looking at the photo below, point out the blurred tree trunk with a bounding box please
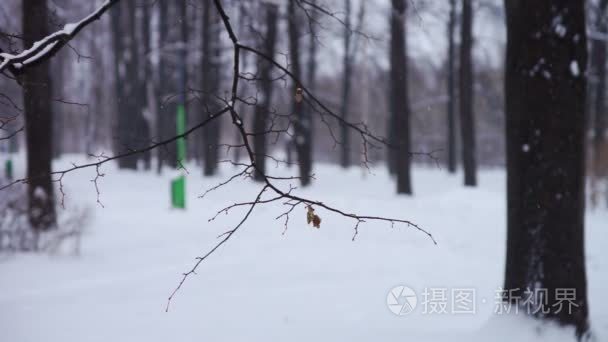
[340,0,352,168]
[589,0,608,207]
[390,0,412,194]
[138,2,152,170]
[296,0,318,172]
[307,2,318,97]
[459,0,476,186]
[176,0,188,168]
[51,55,65,159]
[504,0,589,336]
[89,21,104,153]
[111,1,138,169]
[110,0,124,161]
[22,0,57,231]
[446,0,457,173]
[233,2,250,166]
[289,0,312,186]
[202,0,221,176]
[253,3,278,182]
[125,0,139,169]
[155,0,169,173]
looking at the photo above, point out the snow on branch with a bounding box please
[0,0,119,75]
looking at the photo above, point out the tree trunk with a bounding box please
[340,0,352,168]
[176,0,188,168]
[138,2,152,170]
[156,0,169,173]
[232,3,248,166]
[253,3,278,182]
[110,0,124,161]
[22,0,57,231]
[446,0,457,173]
[125,0,139,170]
[111,1,138,169]
[89,21,104,153]
[459,0,476,186]
[590,0,608,207]
[51,55,65,159]
[202,0,221,176]
[301,0,318,173]
[504,0,589,336]
[390,0,412,194]
[307,1,318,96]
[289,0,312,186]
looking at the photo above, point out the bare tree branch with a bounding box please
[0,0,120,76]
[163,0,436,311]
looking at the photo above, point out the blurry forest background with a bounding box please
[0,0,508,169]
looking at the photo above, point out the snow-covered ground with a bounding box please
[1,155,606,342]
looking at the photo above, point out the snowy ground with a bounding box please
[1,155,606,342]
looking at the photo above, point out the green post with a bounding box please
[176,105,186,165]
[5,159,12,180]
[171,104,186,209]
[172,2,188,210]
[2,140,11,180]
[171,175,185,209]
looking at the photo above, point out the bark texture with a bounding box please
[289,0,312,186]
[22,0,57,231]
[504,0,589,336]
[390,0,412,194]
[459,0,477,186]
[253,3,278,182]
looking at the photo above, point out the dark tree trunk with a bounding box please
[202,0,221,176]
[138,2,152,170]
[233,2,248,166]
[390,0,412,194]
[253,3,278,182]
[111,1,139,169]
[110,1,124,162]
[156,0,169,173]
[176,0,188,167]
[22,0,57,231]
[307,1,318,96]
[89,22,105,153]
[504,0,589,336]
[340,0,353,168]
[51,54,65,159]
[590,0,608,180]
[446,0,457,173]
[459,0,476,186]
[125,0,139,170]
[289,0,312,186]
[299,0,318,172]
